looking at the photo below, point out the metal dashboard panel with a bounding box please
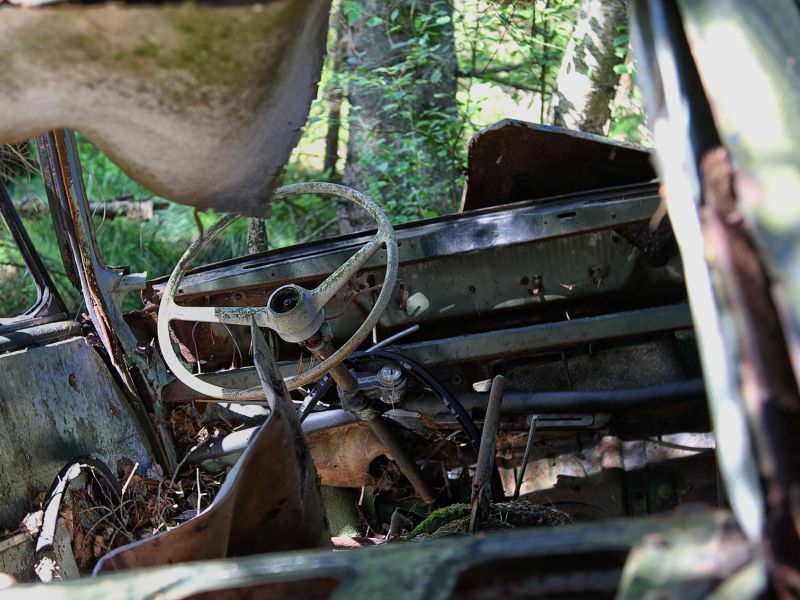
[148,184,681,336]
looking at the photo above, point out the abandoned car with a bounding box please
[0,0,798,597]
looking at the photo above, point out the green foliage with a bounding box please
[612,24,630,75]
[457,0,578,116]
[608,23,649,145]
[343,0,464,220]
[75,133,152,201]
[0,222,38,318]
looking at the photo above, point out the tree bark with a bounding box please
[343,0,459,230]
[323,7,348,181]
[246,218,268,254]
[548,0,628,135]
[14,197,168,221]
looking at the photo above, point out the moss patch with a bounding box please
[410,501,572,540]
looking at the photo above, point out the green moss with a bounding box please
[0,2,315,110]
[410,503,470,537]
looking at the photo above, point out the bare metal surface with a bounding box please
[0,337,152,529]
[0,0,330,216]
[470,375,504,532]
[158,182,398,400]
[94,321,329,573]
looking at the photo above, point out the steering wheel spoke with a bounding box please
[311,234,383,310]
[168,303,275,329]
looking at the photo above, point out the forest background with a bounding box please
[0,0,646,315]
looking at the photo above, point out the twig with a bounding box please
[196,468,203,515]
[119,462,139,504]
[298,216,340,244]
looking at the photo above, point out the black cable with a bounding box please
[349,349,505,502]
[350,350,481,448]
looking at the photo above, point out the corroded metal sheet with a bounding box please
[0,0,330,216]
[94,322,329,572]
[0,336,152,529]
[460,120,655,211]
[306,422,386,488]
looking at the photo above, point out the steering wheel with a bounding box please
[157,182,399,401]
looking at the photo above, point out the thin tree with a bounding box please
[342,0,460,230]
[548,0,628,134]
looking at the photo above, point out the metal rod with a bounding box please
[185,409,358,464]
[368,324,420,352]
[470,375,504,533]
[512,415,538,501]
[367,417,436,504]
[402,378,706,414]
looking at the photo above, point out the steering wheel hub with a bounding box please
[266,284,325,343]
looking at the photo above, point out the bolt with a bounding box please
[378,365,403,387]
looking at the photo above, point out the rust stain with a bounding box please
[306,422,385,488]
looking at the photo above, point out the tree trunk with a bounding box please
[343,0,459,230]
[14,197,168,221]
[323,7,348,181]
[548,0,628,135]
[246,218,268,254]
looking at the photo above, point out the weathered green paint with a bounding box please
[0,511,747,599]
[0,336,152,529]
